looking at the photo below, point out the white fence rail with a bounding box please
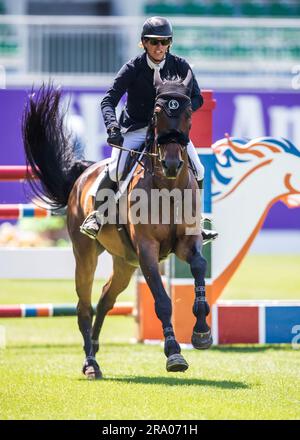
[0,247,113,279]
[0,15,299,88]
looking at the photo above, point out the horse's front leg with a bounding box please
[138,241,189,372]
[176,238,213,349]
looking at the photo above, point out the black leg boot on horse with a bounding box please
[80,171,117,240]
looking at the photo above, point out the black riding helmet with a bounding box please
[141,16,173,39]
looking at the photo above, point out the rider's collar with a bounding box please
[146,54,166,71]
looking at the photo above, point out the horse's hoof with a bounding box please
[191,329,213,350]
[84,366,102,380]
[82,359,102,380]
[166,353,189,372]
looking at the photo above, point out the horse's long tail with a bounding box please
[22,84,94,209]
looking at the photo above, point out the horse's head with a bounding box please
[151,69,193,179]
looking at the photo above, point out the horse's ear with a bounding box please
[182,69,193,88]
[153,68,163,88]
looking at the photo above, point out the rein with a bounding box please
[108,142,158,158]
[109,141,158,178]
[109,140,187,179]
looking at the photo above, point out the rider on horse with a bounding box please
[80,16,217,241]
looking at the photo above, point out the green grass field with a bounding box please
[0,254,300,420]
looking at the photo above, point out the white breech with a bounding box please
[108,127,205,182]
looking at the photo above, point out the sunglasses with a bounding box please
[146,38,172,46]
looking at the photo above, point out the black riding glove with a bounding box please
[107,126,124,147]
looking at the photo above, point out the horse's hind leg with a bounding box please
[73,238,104,379]
[92,256,136,355]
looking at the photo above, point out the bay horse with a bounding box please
[23,71,212,379]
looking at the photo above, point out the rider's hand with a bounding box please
[107,126,124,147]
